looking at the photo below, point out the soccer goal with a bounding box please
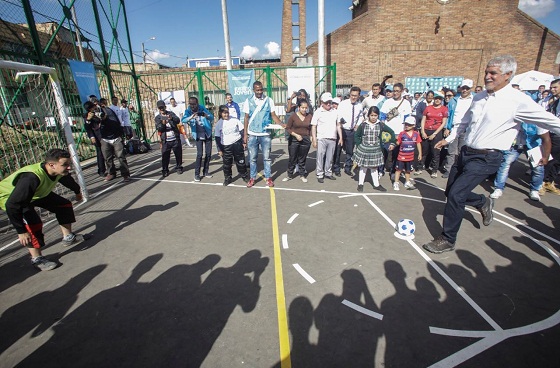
[0,59,89,200]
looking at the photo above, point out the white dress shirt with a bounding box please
[337,99,364,130]
[446,85,560,150]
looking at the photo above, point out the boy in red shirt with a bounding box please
[391,116,422,190]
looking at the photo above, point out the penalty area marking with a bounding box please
[308,200,324,207]
[287,213,299,224]
[282,234,289,249]
[293,263,316,284]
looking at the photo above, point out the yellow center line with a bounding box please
[269,185,292,368]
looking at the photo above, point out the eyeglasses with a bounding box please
[393,89,402,93]
[445,94,454,98]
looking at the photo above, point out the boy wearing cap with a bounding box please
[391,116,422,190]
[311,92,343,183]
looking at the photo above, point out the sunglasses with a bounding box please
[445,94,454,97]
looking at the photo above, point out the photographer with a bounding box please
[155,100,183,177]
[84,100,106,177]
[182,96,214,181]
[83,100,130,182]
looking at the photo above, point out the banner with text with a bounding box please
[287,68,316,108]
[227,70,255,105]
[68,60,100,105]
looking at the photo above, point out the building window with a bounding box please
[196,61,210,67]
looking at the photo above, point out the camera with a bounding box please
[296,91,302,97]
[94,107,105,119]
[197,111,205,116]
[384,75,393,79]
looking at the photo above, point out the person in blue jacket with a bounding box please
[182,96,214,181]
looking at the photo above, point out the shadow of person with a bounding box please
[0,265,106,357]
[314,269,381,367]
[503,206,560,250]
[381,260,455,367]
[57,202,179,257]
[176,249,269,368]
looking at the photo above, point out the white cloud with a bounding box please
[293,46,300,53]
[239,45,259,59]
[518,0,556,18]
[263,41,281,58]
[146,49,170,63]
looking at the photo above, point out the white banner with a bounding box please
[287,68,316,107]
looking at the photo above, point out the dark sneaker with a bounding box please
[162,170,169,177]
[61,233,90,247]
[334,171,341,177]
[479,196,494,226]
[344,169,353,176]
[122,176,131,182]
[357,184,364,192]
[246,178,255,188]
[177,167,183,175]
[203,173,213,178]
[242,175,250,183]
[325,176,336,180]
[318,177,324,183]
[442,172,449,179]
[373,185,387,192]
[223,176,232,186]
[423,236,455,254]
[194,175,201,182]
[32,256,57,271]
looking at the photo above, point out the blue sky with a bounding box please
[124,0,560,67]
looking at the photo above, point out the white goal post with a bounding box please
[0,59,89,200]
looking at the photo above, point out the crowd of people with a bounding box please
[2,55,560,272]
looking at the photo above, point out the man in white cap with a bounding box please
[442,78,475,178]
[311,92,343,183]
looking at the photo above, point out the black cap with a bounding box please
[121,99,128,103]
[156,100,166,108]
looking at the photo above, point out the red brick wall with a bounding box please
[307,0,560,91]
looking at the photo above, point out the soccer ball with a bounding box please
[396,219,415,237]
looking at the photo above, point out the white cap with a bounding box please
[332,97,341,105]
[320,92,333,102]
[404,116,416,125]
[460,79,474,88]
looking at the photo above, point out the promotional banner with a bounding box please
[227,70,255,104]
[287,68,316,107]
[68,60,101,104]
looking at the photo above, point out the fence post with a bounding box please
[21,0,45,65]
[91,0,114,98]
[196,68,204,105]
[265,65,272,98]
[331,63,337,94]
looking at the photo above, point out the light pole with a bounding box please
[142,36,156,71]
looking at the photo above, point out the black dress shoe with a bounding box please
[334,171,341,177]
[318,177,324,183]
[357,184,364,192]
[325,175,336,180]
[479,196,494,226]
[373,185,387,192]
[177,167,183,175]
[162,170,169,177]
[344,169,353,176]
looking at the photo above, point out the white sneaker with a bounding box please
[282,176,292,182]
[490,189,503,199]
[393,182,400,191]
[301,176,308,183]
[404,181,416,190]
[529,190,541,201]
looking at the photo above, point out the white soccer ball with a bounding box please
[396,219,415,237]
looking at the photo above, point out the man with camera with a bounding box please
[155,100,183,177]
[83,100,130,182]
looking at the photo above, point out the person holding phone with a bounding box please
[182,96,215,181]
[155,100,183,177]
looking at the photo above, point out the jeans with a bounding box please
[442,146,503,243]
[544,132,560,183]
[316,138,336,178]
[101,137,129,177]
[94,143,106,176]
[195,139,212,176]
[248,134,272,179]
[332,129,354,173]
[443,132,466,173]
[161,139,183,172]
[494,146,543,191]
[287,136,311,177]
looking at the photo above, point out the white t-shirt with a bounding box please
[311,107,338,139]
[215,117,243,146]
[120,107,131,127]
[169,104,184,120]
[380,98,412,134]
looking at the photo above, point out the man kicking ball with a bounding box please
[0,148,88,270]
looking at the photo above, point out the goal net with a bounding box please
[0,60,88,200]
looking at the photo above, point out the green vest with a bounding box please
[0,163,61,210]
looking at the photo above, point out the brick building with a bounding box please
[304,0,560,91]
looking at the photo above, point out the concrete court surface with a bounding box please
[0,141,559,368]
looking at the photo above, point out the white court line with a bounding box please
[342,299,383,320]
[282,234,289,249]
[361,194,503,331]
[287,213,299,224]
[292,263,316,284]
[308,200,324,207]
